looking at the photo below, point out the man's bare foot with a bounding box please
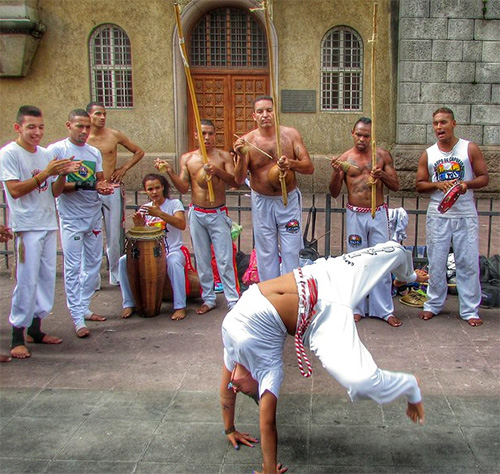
[385,315,403,327]
[25,334,63,344]
[196,304,215,315]
[1,354,12,362]
[354,313,363,323]
[76,327,90,338]
[121,307,134,319]
[420,311,435,321]
[86,313,107,322]
[10,345,30,359]
[467,318,482,327]
[406,400,425,425]
[171,308,186,321]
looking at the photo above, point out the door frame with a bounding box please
[172,0,278,168]
[187,73,269,150]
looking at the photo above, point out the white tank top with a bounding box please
[426,138,477,218]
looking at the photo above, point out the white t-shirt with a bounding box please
[0,141,58,231]
[47,138,103,219]
[222,284,287,399]
[143,198,185,253]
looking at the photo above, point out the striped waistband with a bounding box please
[190,204,228,214]
[347,202,388,213]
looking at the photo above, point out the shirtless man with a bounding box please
[221,242,427,474]
[155,119,239,314]
[329,117,401,326]
[233,95,314,281]
[86,102,145,286]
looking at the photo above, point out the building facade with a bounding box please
[0,0,498,194]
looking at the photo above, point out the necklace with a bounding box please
[437,139,459,156]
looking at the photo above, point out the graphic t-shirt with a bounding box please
[0,141,57,231]
[47,138,103,218]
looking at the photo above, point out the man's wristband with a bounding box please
[75,181,97,191]
[33,175,42,188]
[224,426,236,435]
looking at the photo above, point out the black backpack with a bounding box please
[479,255,500,308]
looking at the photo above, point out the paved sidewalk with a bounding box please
[0,266,499,474]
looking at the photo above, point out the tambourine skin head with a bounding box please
[437,183,461,214]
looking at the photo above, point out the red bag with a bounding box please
[242,249,260,285]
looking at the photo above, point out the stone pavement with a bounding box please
[0,266,499,474]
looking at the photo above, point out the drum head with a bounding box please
[126,226,164,239]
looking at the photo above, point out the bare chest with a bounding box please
[87,136,118,159]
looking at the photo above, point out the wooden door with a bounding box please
[188,74,268,151]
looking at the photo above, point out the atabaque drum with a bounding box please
[126,226,166,317]
[163,246,202,301]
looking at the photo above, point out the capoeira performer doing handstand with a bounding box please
[220,242,428,474]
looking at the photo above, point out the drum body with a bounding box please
[126,226,166,317]
[163,246,202,301]
[163,269,202,301]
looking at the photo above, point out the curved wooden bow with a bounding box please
[253,0,287,206]
[370,2,378,218]
[174,3,215,204]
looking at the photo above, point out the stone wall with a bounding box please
[394,0,499,195]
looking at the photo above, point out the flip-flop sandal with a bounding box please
[399,290,427,308]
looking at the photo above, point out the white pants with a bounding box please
[303,242,421,404]
[60,213,103,331]
[424,215,480,320]
[118,247,187,310]
[9,230,57,329]
[251,188,303,282]
[346,206,393,319]
[188,206,239,309]
[101,188,124,285]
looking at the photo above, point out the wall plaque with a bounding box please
[281,90,316,113]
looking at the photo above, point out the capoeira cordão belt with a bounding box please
[191,204,228,215]
[295,267,318,378]
[346,202,388,213]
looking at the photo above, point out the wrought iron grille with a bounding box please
[191,8,267,68]
[321,26,363,112]
[89,24,133,108]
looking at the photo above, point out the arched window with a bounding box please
[89,24,133,108]
[321,26,363,112]
[190,7,267,68]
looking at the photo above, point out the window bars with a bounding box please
[191,8,267,68]
[89,24,133,108]
[321,26,363,112]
